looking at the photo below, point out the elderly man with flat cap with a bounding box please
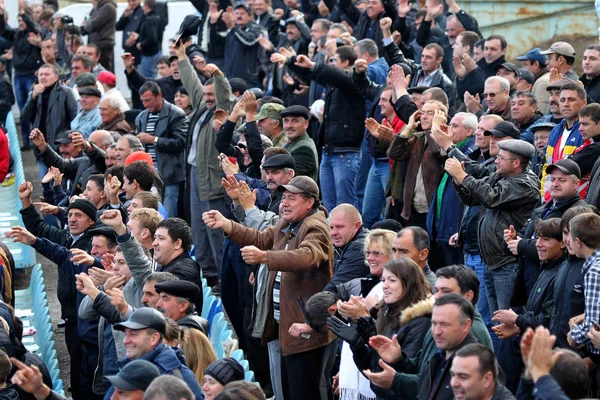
[203,175,337,400]
[445,138,540,321]
[71,86,102,139]
[155,280,199,321]
[281,105,319,182]
[107,308,203,400]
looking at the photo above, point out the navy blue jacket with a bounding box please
[427,136,477,243]
[224,22,263,87]
[105,344,203,400]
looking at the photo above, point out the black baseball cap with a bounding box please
[54,131,73,144]
[546,158,581,179]
[483,121,520,139]
[106,360,160,391]
[114,308,166,334]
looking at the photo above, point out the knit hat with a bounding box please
[204,358,244,386]
[68,199,97,222]
[125,151,154,167]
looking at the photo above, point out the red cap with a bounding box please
[125,151,153,167]
[97,71,116,86]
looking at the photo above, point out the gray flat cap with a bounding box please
[498,139,535,159]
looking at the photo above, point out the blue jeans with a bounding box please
[268,340,283,400]
[362,157,390,228]
[484,262,518,316]
[465,253,498,351]
[320,152,360,211]
[164,182,182,217]
[14,73,35,145]
[355,138,371,212]
[140,52,161,79]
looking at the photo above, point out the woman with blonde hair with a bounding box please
[180,327,217,385]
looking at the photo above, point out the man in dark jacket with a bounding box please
[447,139,540,317]
[80,0,117,72]
[324,204,369,292]
[0,12,42,148]
[280,105,319,181]
[135,81,189,218]
[21,64,78,179]
[581,44,600,104]
[136,0,165,78]
[286,49,365,211]
[223,2,263,87]
[115,0,144,65]
[410,43,456,108]
[123,53,182,104]
[0,59,14,126]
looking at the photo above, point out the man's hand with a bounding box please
[208,2,223,24]
[461,53,477,74]
[273,8,285,20]
[289,323,313,338]
[317,1,329,16]
[88,267,114,287]
[503,224,517,243]
[365,118,381,137]
[369,334,402,364]
[10,357,50,399]
[101,253,115,272]
[453,56,467,79]
[122,52,135,71]
[449,232,459,247]
[493,309,519,325]
[221,10,235,30]
[100,210,127,236]
[240,245,267,264]
[337,296,369,320]
[69,131,91,153]
[587,326,600,349]
[242,90,259,119]
[70,248,95,266]
[104,275,126,292]
[136,132,155,145]
[6,226,36,245]
[528,326,561,382]
[430,125,453,151]
[222,174,241,202]
[18,182,33,208]
[203,209,233,233]
[377,122,395,143]
[107,174,122,204]
[193,55,207,72]
[106,287,129,315]
[271,52,288,68]
[229,97,246,121]
[203,63,223,77]
[31,83,45,100]
[237,181,257,211]
[354,58,368,74]
[363,359,396,389]
[75,272,100,299]
[29,128,47,151]
[492,323,520,339]
[549,68,563,84]
[295,55,315,69]
[125,32,139,48]
[389,64,411,98]
[404,109,421,134]
[33,201,60,214]
[379,17,392,37]
[425,0,444,21]
[520,327,535,368]
[50,167,63,186]
[464,91,482,114]
[219,153,240,175]
[397,0,411,17]
[431,109,447,130]
[173,41,188,61]
[27,32,42,47]
[444,157,467,183]
[506,237,521,255]
[569,314,585,329]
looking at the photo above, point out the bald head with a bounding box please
[329,204,362,247]
[89,130,114,151]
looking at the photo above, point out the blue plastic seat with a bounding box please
[244,371,255,382]
[231,349,244,362]
[240,359,249,372]
[201,295,215,319]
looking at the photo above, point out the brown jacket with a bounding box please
[99,113,132,136]
[387,131,442,221]
[228,209,335,356]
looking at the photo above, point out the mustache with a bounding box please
[157,307,166,313]
[267,180,277,185]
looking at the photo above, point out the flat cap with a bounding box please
[262,154,295,170]
[495,62,519,75]
[277,175,319,197]
[106,360,160,391]
[54,130,72,145]
[498,139,536,159]
[78,86,102,98]
[155,280,200,303]
[175,14,202,44]
[87,226,118,242]
[75,72,97,88]
[546,158,581,179]
[540,41,576,58]
[256,103,285,121]
[516,48,548,65]
[114,308,166,334]
[229,78,248,94]
[407,86,429,95]
[530,122,556,133]
[483,121,520,139]
[280,105,310,119]
[546,77,579,91]
[517,69,535,85]
[177,315,210,335]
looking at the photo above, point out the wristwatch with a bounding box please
[153,137,159,145]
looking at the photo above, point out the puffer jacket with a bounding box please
[81,0,117,48]
[456,170,541,270]
[135,100,189,186]
[288,57,365,155]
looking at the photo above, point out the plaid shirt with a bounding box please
[571,249,600,354]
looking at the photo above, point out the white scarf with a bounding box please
[339,282,384,400]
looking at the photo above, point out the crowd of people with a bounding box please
[0,0,600,398]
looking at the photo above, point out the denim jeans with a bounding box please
[268,339,283,400]
[140,52,162,79]
[465,253,498,351]
[320,152,360,211]
[362,157,390,228]
[220,239,248,350]
[355,138,371,212]
[14,73,35,145]
[484,262,519,316]
[189,166,227,280]
[164,182,182,217]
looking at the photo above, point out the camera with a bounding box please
[61,15,73,24]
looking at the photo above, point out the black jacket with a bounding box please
[224,22,263,86]
[581,74,600,104]
[80,0,117,48]
[115,4,145,55]
[289,59,365,154]
[456,56,507,100]
[324,226,369,292]
[0,14,42,75]
[126,68,181,104]
[216,120,263,179]
[138,11,162,56]
[410,67,457,109]
[135,100,189,186]
[156,253,204,312]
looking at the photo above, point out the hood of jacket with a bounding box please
[400,295,435,326]
[120,343,182,373]
[0,385,19,400]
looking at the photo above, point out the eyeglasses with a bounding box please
[483,91,503,98]
[496,155,516,162]
[364,250,386,257]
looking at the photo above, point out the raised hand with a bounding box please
[503,224,517,243]
[193,55,207,72]
[69,131,88,151]
[101,253,115,272]
[242,90,259,116]
[354,58,368,74]
[237,180,257,211]
[240,245,268,264]
[203,63,223,77]
[104,275,126,291]
[222,174,241,201]
[88,267,114,287]
[389,64,411,97]
[279,47,297,58]
[365,118,381,137]
[464,91,481,114]
[221,10,234,29]
[208,2,223,24]
[461,53,477,73]
[376,122,395,143]
[100,209,127,236]
[271,52,288,68]
[75,272,99,298]
[122,52,135,71]
[32,202,59,216]
[453,56,467,79]
[295,55,315,69]
[369,334,402,363]
[379,17,392,36]
[10,357,49,398]
[431,109,447,129]
[106,287,129,314]
[430,124,454,151]
[219,153,239,175]
[49,167,63,186]
[70,248,95,266]
[18,182,33,207]
[29,128,46,150]
[549,68,563,83]
[527,326,560,382]
[397,0,411,17]
[6,226,36,245]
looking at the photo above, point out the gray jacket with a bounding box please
[179,58,235,201]
[22,82,77,148]
[135,101,189,186]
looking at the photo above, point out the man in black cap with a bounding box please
[495,62,521,93]
[280,105,319,182]
[106,359,160,400]
[203,175,337,400]
[261,153,296,212]
[155,280,200,321]
[71,86,102,139]
[108,308,203,400]
[517,68,535,93]
[222,1,263,87]
[445,139,540,320]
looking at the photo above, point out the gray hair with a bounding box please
[121,134,144,152]
[355,39,379,58]
[144,375,194,400]
[454,112,478,131]
[485,76,510,91]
